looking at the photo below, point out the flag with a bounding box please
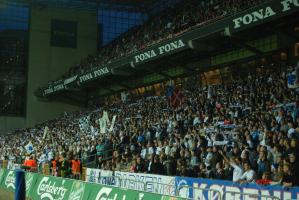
[121,92,128,102]
[166,85,174,98]
[207,85,212,99]
[103,111,110,125]
[108,115,117,132]
[43,126,49,139]
[79,116,90,133]
[166,80,174,98]
[288,71,297,88]
[25,142,34,154]
[170,86,183,108]
[99,117,106,134]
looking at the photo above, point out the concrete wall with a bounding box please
[0,7,97,133]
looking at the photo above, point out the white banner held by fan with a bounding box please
[108,115,117,132]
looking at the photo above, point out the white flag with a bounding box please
[43,126,49,139]
[108,115,117,132]
[25,142,34,154]
[103,111,110,125]
[99,117,106,134]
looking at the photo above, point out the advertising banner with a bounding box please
[2,169,299,200]
[83,183,183,200]
[114,171,175,196]
[175,176,299,200]
[85,168,115,186]
[1,170,15,192]
[68,180,86,200]
[25,172,39,196]
[30,174,74,200]
[0,169,38,197]
[0,168,7,187]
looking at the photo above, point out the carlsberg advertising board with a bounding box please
[31,175,73,200]
[26,172,39,196]
[0,168,7,187]
[2,170,15,191]
[83,183,182,200]
[68,180,86,200]
[0,169,179,200]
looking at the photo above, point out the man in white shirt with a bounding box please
[230,157,244,182]
[219,150,243,182]
[238,162,256,183]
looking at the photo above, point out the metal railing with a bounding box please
[81,148,115,168]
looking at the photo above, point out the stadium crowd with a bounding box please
[54,0,266,80]
[1,62,299,187]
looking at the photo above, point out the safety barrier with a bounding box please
[2,162,299,200]
[0,168,188,200]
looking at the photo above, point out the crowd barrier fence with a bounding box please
[0,168,188,200]
[1,160,299,200]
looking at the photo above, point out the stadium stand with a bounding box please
[58,0,266,79]
[1,62,299,188]
[1,0,299,199]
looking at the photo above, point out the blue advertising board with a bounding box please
[175,176,299,200]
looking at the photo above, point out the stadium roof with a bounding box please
[2,0,158,12]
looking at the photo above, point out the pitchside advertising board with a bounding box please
[114,171,176,196]
[86,168,176,196]
[0,169,38,196]
[0,169,180,200]
[175,176,299,200]
[86,168,115,185]
[2,169,299,199]
[86,168,299,200]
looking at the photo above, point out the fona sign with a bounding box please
[233,0,299,29]
[134,39,185,64]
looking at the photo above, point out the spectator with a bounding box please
[256,171,272,185]
[23,155,37,172]
[71,156,81,180]
[281,163,295,187]
[220,150,243,182]
[238,162,257,183]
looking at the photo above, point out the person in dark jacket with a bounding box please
[136,156,146,173]
[148,155,164,175]
[60,153,71,178]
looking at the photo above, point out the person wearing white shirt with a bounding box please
[147,142,155,155]
[230,159,244,182]
[140,146,147,159]
[238,162,257,183]
[219,150,243,182]
[47,150,54,161]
